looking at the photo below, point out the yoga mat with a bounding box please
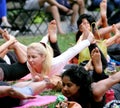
[14,95,57,108]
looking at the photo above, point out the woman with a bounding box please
[75,13,120,65]
[0,20,94,81]
[61,64,120,108]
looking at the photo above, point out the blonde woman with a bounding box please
[0,20,94,82]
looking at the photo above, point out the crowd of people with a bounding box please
[0,0,120,108]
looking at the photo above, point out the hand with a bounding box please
[87,32,96,44]
[9,35,17,43]
[1,29,10,41]
[79,23,95,44]
[49,75,62,90]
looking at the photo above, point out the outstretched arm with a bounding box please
[92,71,120,102]
[105,24,120,47]
[51,26,95,76]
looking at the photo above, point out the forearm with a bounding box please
[0,41,14,54]
[98,26,112,36]
[12,42,27,63]
[105,36,117,47]
[0,49,9,58]
[16,42,27,53]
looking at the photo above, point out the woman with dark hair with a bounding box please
[75,12,120,66]
[61,64,120,108]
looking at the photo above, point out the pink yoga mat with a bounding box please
[14,95,57,108]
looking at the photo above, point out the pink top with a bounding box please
[22,39,90,80]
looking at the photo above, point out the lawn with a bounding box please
[0,32,76,53]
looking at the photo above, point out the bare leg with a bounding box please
[1,16,12,28]
[47,6,65,34]
[0,86,35,99]
[96,0,107,27]
[70,4,79,26]
[46,0,71,12]
[39,0,71,12]
[48,20,61,56]
[91,47,102,74]
[77,0,85,14]
[1,30,27,63]
[96,0,110,39]
[14,76,60,95]
[48,20,57,43]
[84,59,94,71]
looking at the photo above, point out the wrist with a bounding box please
[44,78,54,89]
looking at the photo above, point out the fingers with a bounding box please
[0,28,4,34]
[0,29,10,40]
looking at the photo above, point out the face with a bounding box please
[62,76,80,98]
[27,49,46,70]
[79,18,91,32]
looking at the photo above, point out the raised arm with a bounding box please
[105,24,120,47]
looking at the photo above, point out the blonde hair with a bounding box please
[27,42,53,75]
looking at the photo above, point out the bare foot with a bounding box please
[112,24,120,43]
[112,24,120,36]
[97,0,107,27]
[48,20,57,43]
[100,0,107,20]
[91,47,102,74]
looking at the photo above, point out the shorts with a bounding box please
[24,0,40,10]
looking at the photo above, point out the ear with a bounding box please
[41,54,46,62]
[79,24,83,32]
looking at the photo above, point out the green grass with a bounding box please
[0,33,75,52]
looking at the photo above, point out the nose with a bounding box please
[63,85,68,91]
[28,57,33,62]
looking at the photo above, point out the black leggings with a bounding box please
[49,41,61,57]
[0,62,30,81]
